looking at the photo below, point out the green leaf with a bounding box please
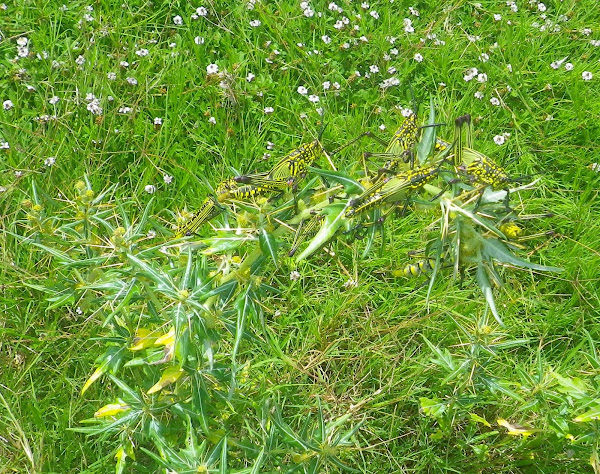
[574,404,600,423]
[308,167,364,194]
[476,262,503,326]
[271,406,318,451]
[202,235,256,255]
[259,228,279,267]
[296,203,347,263]
[551,371,589,399]
[482,238,563,272]
[420,397,447,419]
[416,97,436,165]
[249,448,265,474]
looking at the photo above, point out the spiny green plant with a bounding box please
[14,103,565,472]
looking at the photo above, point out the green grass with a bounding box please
[1,0,600,472]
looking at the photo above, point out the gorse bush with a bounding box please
[14,106,597,473]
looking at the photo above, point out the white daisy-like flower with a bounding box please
[246,72,255,82]
[564,62,574,71]
[477,73,487,83]
[126,77,138,85]
[49,96,60,105]
[507,64,513,72]
[490,97,500,106]
[290,270,301,281]
[582,71,593,81]
[379,124,386,131]
[479,53,489,62]
[17,37,28,46]
[163,174,173,184]
[493,13,502,21]
[208,116,216,124]
[206,63,219,74]
[414,53,423,62]
[297,86,308,95]
[249,19,261,27]
[154,117,162,125]
[308,94,320,103]
[173,15,183,25]
[370,64,379,73]
[3,99,14,110]
[196,6,208,16]
[493,135,506,145]
[44,156,56,166]
[322,35,331,44]
[107,72,117,80]
[120,60,129,68]
[323,81,331,89]
[75,55,85,65]
[264,106,274,114]
[537,2,546,12]
[194,36,205,45]
[400,108,413,117]
[370,10,379,19]
[474,91,484,100]
[136,48,149,57]
[145,185,156,194]
[0,141,9,149]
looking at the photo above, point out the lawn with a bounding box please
[1,0,599,472]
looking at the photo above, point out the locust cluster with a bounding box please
[175,107,557,310]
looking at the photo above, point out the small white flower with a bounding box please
[196,6,208,16]
[477,73,487,83]
[145,185,156,194]
[379,124,386,131]
[107,72,117,80]
[308,94,320,103]
[361,2,369,9]
[173,15,183,25]
[135,48,149,57]
[479,53,489,62]
[249,19,261,27]
[208,116,216,125]
[582,71,593,81]
[303,7,314,17]
[44,156,56,166]
[147,230,157,239]
[120,60,129,68]
[409,6,419,16]
[16,37,28,46]
[290,270,301,281]
[3,99,14,110]
[321,35,331,44]
[564,62,574,71]
[194,36,205,45]
[369,64,379,73]
[474,91,484,99]
[206,63,219,74]
[49,96,60,105]
[76,307,83,315]
[590,40,600,47]
[316,107,324,116]
[163,174,173,184]
[297,86,308,95]
[490,97,500,106]
[118,106,132,114]
[154,117,162,125]
[493,135,506,145]
[322,81,331,90]
[493,13,502,21]
[581,28,592,36]
[537,2,546,12]
[75,55,85,65]
[507,64,513,72]
[266,141,275,150]
[0,141,9,149]
[15,171,22,178]
[246,72,255,82]
[334,20,344,29]
[359,35,369,42]
[264,106,274,114]
[414,53,423,62]
[400,108,413,117]
[333,82,340,90]
[370,10,379,19]
[550,57,566,69]
[126,77,138,85]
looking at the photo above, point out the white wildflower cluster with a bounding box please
[300,1,314,17]
[493,132,511,145]
[328,2,343,13]
[85,93,102,115]
[463,67,479,82]
[16,37,29,58]
[379,77,400,89]
[506,0,518,12]
[403,18,414,33]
